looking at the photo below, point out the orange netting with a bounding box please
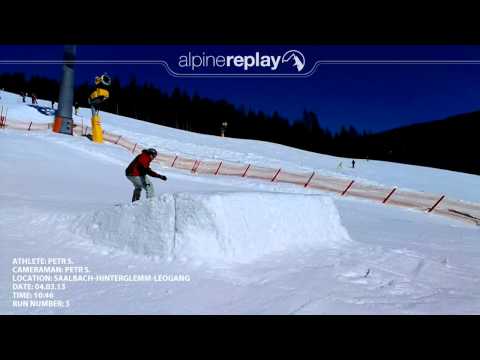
[3,117,479,226]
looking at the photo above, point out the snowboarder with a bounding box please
[125,148,167,202]
[352,159,355,168]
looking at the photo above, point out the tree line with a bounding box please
[1,72,478,175]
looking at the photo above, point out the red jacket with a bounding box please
[125,152,160,177]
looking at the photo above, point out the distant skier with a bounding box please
[352,159,355,169]
[125,148,167,202]
[51,100,55,109]
[74,101,79,115]
[31,93,38,104]
[22,92,26,103]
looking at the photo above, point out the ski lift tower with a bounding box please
[53,45,76,135]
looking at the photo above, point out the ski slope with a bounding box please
[1,90,479,314]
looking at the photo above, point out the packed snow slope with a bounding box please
[1,90,479,314]
[2,90,480,202]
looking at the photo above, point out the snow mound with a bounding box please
[71,192,352,263]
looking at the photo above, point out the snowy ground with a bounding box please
[1,91,479,314]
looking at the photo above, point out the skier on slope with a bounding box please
[125,148,167,202]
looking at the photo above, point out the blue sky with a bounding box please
[1,45,480,133]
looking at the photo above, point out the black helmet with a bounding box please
[146,148,157,157]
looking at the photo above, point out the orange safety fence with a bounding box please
[2,117,480,226]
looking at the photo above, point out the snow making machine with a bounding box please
[88,73,111,143]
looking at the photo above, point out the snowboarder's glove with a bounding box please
[159,175,167,181]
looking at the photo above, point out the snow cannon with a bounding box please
[91,114,103,143]
[88,73,111,106]
[96,73,111,87]
[88,88,110,105]
[88,73,111,143]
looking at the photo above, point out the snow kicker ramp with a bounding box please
[72,192,352,263]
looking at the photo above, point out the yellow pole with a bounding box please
[91,114,103,143]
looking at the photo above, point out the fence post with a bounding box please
[271,168,281,182]
[382,187,397,204]
[242,164,251,177]
[171,155,178,167]
[214,161,223,175]
[132,143,137,154]
[427,195,445,213]
[304,171,315,188]
[192,160,201,173]
[28,121,32,131]
[341,180,355,196]
[115,135,122,144]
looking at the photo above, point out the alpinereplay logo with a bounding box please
[178,49,306,72]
